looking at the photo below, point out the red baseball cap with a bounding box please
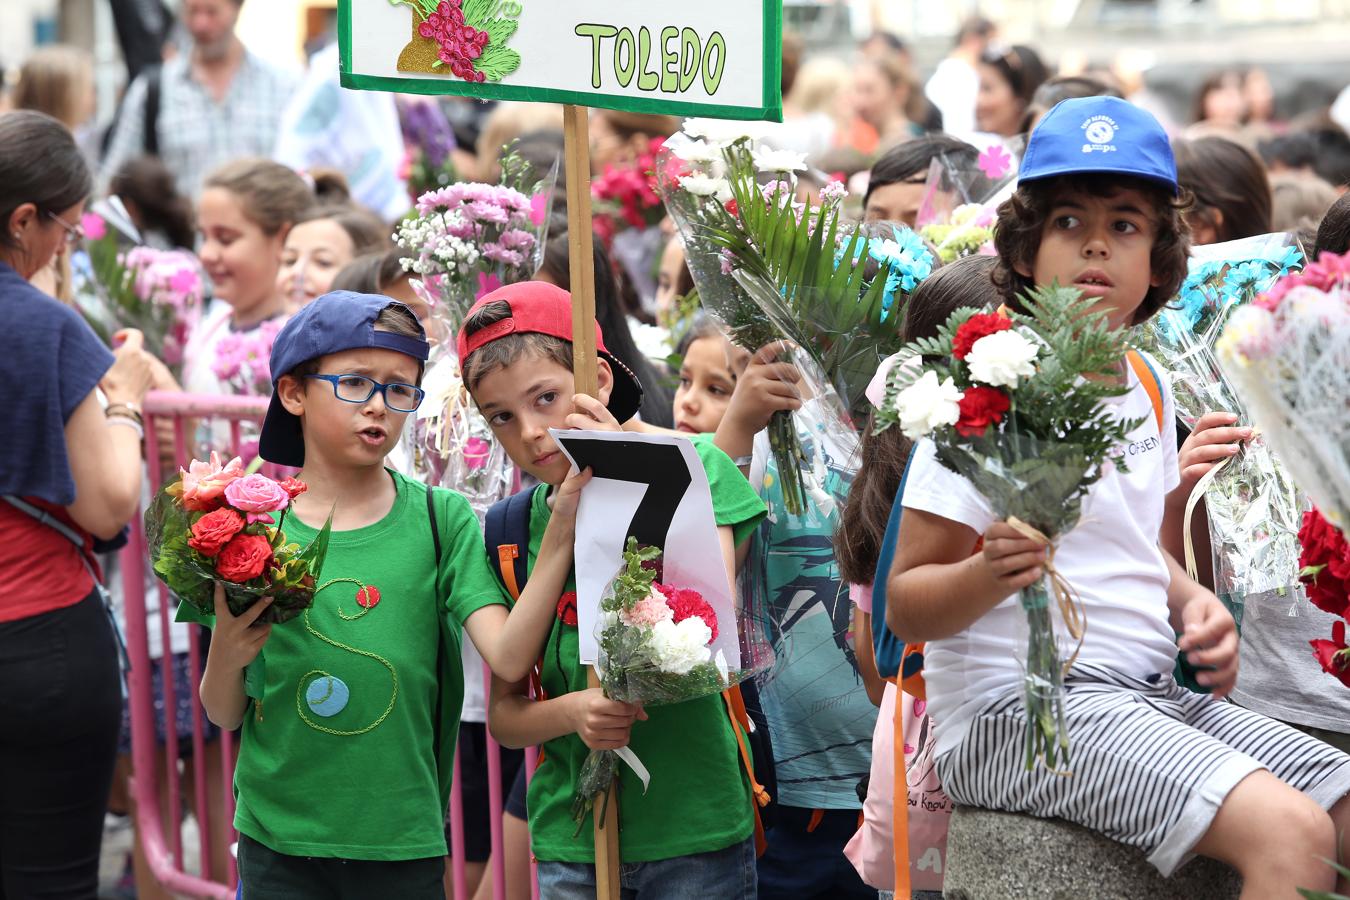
[456,281,644,423]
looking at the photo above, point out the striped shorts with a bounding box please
[936,663,1350,876]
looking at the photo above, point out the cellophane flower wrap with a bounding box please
[656,124,932,512]
[148,453,333,625]
[571,538,774,829]
[80,215,204,374]
[1217,250,1350,531]
[1146,234,1306,628]
[914,140,1021,262]
[395,148,555,520]
[874,286,1141,771]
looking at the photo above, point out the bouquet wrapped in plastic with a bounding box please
[80,211,204,372]
[572,537,774,828]
[656,125,932,512]
[915,139,1021,262]
[149,453,332,625]
[394,147,555,519]
[874,286,1141,770]
[1217,250,1350,530]
[1146,234,1306,626]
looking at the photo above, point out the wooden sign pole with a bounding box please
[562,102,621,900]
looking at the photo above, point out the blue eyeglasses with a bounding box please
[306,374,425,412]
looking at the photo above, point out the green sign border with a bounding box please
[337,1,783,123]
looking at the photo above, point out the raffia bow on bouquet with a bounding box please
[655,125,932,514]
[394,145,557,518]
[1145,234,1306,628]
[874,286,1142,771]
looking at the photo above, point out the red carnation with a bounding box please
[557,591,578,627]
[952,313,1013,360]
[954,386,1011,437]
[658,584,719,640]
[1300,509,1350,618]
[279,476,308,499]
[1312,621,1350,689]
[188,508,246,558]
[724,198,740,217]
[215,533,274,583]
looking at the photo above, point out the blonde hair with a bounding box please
[790,57,851,116]
[204,158,315,236]
[14,45,91,130]
[476,103,563,182]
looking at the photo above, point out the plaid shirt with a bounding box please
[102,50,298,198]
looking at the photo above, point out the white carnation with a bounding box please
[751,146,808,174]
[965,330,1039,389]
[679,174,732,198]
[649,617,712,676]
[895,370,963,440]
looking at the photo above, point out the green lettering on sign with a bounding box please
[679,28,701,92]
[614,27,636,88]
[660,26,680,93]
[575,23,619,90]
[702,31,726,95]
[637,27,660,91]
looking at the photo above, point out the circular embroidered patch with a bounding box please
[356,585,381,609]
[305,675,350,717]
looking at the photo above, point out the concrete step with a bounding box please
[941,806,1242,900]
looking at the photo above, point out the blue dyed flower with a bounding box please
[1224,260,1267,293]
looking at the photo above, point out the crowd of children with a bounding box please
[8,29,1350,900]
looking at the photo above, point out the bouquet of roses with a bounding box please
[874,285,1141,770]
[1217,249,1350,531]
[81,213,204,371]
[656,126,932,513]
[1302,508,1350,689]
[571,538,769,829]
[1147,234,1306,627]
[148,452,332,624]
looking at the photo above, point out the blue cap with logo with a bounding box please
[1018,96,1178,195]
[259,291,430,467]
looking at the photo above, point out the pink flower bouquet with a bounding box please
[148,453,332,623]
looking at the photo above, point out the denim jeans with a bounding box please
[756,806,875,900]
[237,835,444,900]
[536,836,756,900]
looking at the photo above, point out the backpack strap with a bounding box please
[1126,349,1165,434]
[893,690,912,900]
[721,686,770,857]
[485,490,532,602]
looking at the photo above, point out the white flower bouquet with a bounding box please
[875,285,1141,771]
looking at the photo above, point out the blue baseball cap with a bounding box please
[1019,96,1178,195]
[259,291,430,467]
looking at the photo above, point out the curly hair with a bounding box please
[991,174,1192,325]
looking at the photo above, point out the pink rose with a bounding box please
[223,474,291,524]
[175,452,245,511]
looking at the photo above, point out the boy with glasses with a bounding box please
[190,291,591,898]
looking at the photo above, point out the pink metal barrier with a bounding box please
[121,391,534,899]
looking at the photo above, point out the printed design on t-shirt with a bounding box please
[295,577,399,736]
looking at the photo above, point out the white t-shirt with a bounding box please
[925,58,980,137]
[902,355,1181,758]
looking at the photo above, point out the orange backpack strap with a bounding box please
[893,692,912,899]
[497,544,522,601]
[1127,349,1166,434]
[722,687,771,857]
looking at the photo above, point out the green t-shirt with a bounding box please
[182,470,507,860]
[523,437,766,864]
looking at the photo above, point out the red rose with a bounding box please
[215,533,274,583]
[954,386,1011,437]
[952,313,1013,360]
[278,476,308,499]
[659,584,719,640]
[557,591,578,627]
[188,508,246,558]
[1311,621,1350,689]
